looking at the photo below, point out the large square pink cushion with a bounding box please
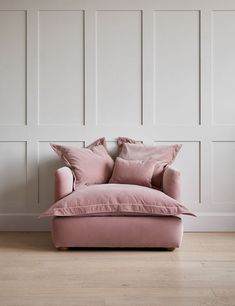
[119,142,182,189]
[41,184,194,217]
[51,138,114,189]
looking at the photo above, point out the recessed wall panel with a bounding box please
[0,11,26,125]
[154,11,199,125]
[38,142,84,208]
[155,141,200,206]
[96,11,142,125]
[39,11,84,125]
[0,142,26,212]
[212,11,235,125]
[212,142,235,204]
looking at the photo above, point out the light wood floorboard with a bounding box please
[0,232,235,306]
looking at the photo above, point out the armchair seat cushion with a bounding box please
[41,184,194,218]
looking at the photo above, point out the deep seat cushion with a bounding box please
[41,184,195,217]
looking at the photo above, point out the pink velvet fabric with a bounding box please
[117,136,137,153]
[41,183,194,217]
[54,167,74,202]
[51,165,186,249]
[51,138,114,189]
[54,166,182,203]
[109,157,155,187]
[163,166,181,202]
[119,143,182,189]
[52,216,183,248]
[87,137,109,150]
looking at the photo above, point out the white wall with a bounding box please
[0,0,235,231]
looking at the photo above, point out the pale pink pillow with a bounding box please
[109,157,156,187]
[119,142,182,190]
[51,138,114,189]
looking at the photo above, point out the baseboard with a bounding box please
[0,214,51,231]
[0,213,235,231]
[182,212,235,231]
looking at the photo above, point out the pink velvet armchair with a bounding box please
[51,166,183,250]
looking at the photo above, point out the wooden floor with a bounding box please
[0,233,235,306]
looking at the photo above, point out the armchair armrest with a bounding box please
[55,166,74,202]
[162,166,181,202]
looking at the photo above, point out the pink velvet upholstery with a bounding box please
[117,136,137,153]
[163,166,181,202]
[52,166,184,249]
[118,143,182,189]
[43,183,193,218]
[52,216,183,248]
[51,139,114,189]
[54,166,181,202]
[109,157,156,187]
[54,167,74,202]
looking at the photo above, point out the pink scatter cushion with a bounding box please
[41,184,195,218]
[51,138,114,189]
[118,142,182,189]
[109,157,155,187]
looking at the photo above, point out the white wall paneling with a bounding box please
[212,11,235,125]
[0,11,26,125]
[38,10,84,125]
[0,0,235,231]
[154,10,200,126]
[156,141,201,209]
[212,142,235,205]
[106,141,119,158]
[0,142,27,213]
[96,10,142,125]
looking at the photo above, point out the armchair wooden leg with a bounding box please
[57,247,69,251]
[166,248,175,251]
